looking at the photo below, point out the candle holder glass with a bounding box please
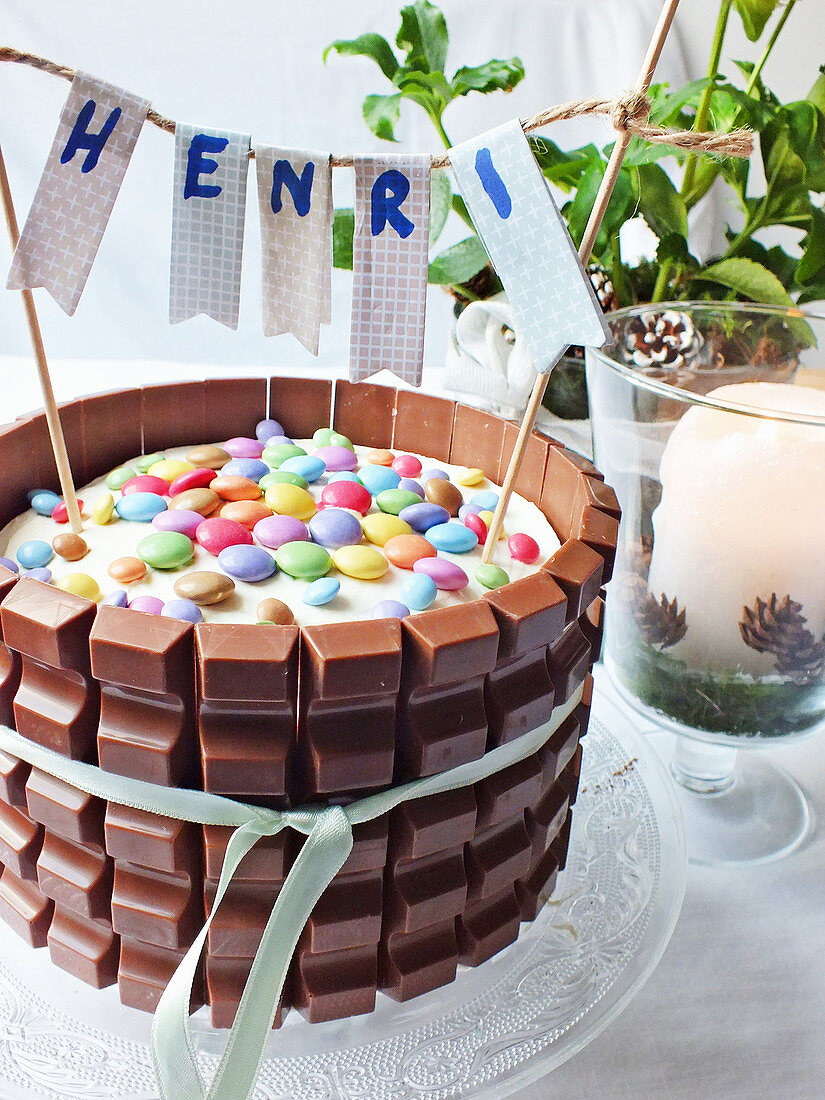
[586,302,825,866]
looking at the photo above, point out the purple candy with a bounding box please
[397,478,424,497]
[398,502,450,532]
[153,509,203,540]
[458,502,485,521]
[265,434,294,447]
[218,543,277,582]
[24,567,52,582]
[129,595,165,615]
[162,598,203,624]
[314,445,358,472]
[104,589,129,608]
[256,418,284,443]
[254,514,309,549]
[221,458,269,482]
[422,468,449,482]
[371,599,410,619]
[0,556,19,574]
[308,508,363,549]
[223,436,264,459]
[412,557,469,591]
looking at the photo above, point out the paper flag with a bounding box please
[255,146,332,355]
[7,72,148,315]
[450,119,611,372]
[349,154,430,386]
[169,124,251,328]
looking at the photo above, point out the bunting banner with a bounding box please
[349,154,430,386]
[6,72,149,315]
[450,119,611,372]
[255,146,332,355]
[169,123,251,328]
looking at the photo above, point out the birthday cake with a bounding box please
[0,376,617,1025]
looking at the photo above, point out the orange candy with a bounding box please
[366,449,395,467]
[108,556,147,584]
[383,533,438,570]
[209,476,262,502]
[219,499,273,529]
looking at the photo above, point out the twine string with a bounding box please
[0,45,754,162]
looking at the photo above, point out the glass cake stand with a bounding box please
[0,680,685,1099]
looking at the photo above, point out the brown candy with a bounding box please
[168,488,219,515]
[108,557,147,584]
[174,572,235,606]
[256,598,295,626]
[424,478,462,516]
[186,445,231,469]
[52,533,88,562]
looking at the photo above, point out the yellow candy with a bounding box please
[457,467,485,486]
[264,483,316,522]
[148,458,194,483]
[479,510,506,539]
[56,572,101,601]
[361,512,411,546]
[332,544,389,580]
[92,491,115,525]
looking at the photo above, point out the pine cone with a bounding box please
[633,591,687,649]
[740,594,825,683]
[623,309,704,371]
[588,264,619,313]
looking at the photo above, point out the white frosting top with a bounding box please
[0,442,561,626]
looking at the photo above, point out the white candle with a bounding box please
[647,382,825,675]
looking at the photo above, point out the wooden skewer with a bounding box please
[481,0,682,564]
[0,141,83,534]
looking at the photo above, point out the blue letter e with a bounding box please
[184,134,229,200]
[371,169,414,238]
[60,99,121,173]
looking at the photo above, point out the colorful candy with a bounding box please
[319,481,372,516]
[17,540,53,569]
[400,573,437,610]
[91,492,115,525]
[168,488,219,515]
[103,589,128,607]
[223,437,264,459]
[308,508,363,549]
[147,459,193,483]
[425,522,478,554]
[195,518,253,555]
[168,468,217,497]
[366,449,394,466]
[136,531,195,570]
[256,597,295,625]
[375,489,423,516]
[456,467,485,486]
[217,544,277,583]
[0,557,18,574]
[262,443,307,468]
[303,577,340,606]
[162,598,203,624]
[476,563,510,589]
[220,459,269,483]
[358,465,401,496]
[371,600,409,619]
[108,557,147,584]
[508,532,541,563]
[210,476,262,502]
[279,455,326,483]
[259,470,307,491]
[398,502,449,532]
[29,490,62,516]
[412,558,469,591]
[253,514,309,549]
[273,541,332,580]
[174,571,235,605]
[24,567,51,582]
[115,492,167,523]
[332,544,389,580]
[57,573,101,601]
[185,445,231,469]
[135,453,165,472]
[383,534,437,570]
[479,510,505,539]
[52,533,88,562]
[263,484,316,521]
[470,490,499,511]
[51,500,83,524]
[360,513,411,546]
[152,509,203,539]
[105,466,137,490]
[219,500,273,529]
[255,418,284,443]
[314,445,357,472]
[120,478,168,503]
[392,454,422,477]
[463,512,488,544]
[129,595,165,615]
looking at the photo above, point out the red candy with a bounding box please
[508,532,540,564]
[464,512,488,545]
[168,467,217,496]
[320,480,372,516]
[392,453,422,477]
[51,499,83,524]
[195,517,253,555]
[121,475,169,497]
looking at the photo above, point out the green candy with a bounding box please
[273,540,331,580]
[259,470,308,491]
[375,489,424,516]
[329,430,354,451]
[106,465,138,490]
[476,563,510,590]
[312,427,335,448]
[135,452,165,472]
[262,443,307,469]
[136,531,194,570]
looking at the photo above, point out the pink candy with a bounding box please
[464,513,488,545]
[195,517,253,555]
[320,480,372,516]
[508,532,540,564]
[392,453,422,477]
[253,514,309,549]
[223,436,264,459]
[129,595,165,615]
[152,508,203,540]
[51,500,83,524]
[168,468,217,496]
[121,475,169,497]
[412,557,469,591]
[314,445,358,472]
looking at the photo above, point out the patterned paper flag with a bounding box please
[450,119,610,372]
[350,154,430,386]
[255,146,332,355]
[169,124,251,328]
[7,72,149,315]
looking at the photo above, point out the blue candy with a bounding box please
[470,489,499,511]
[256,418,284,443]
[308,508,363,549]
[400,574,437,611]
[24,567,52,583]
[217,544,277,582]
[221,458,270,482]
[421,468,448,482]
[264,434,294,447]
[358,465,401,496]
[103,589,129,608]
[115,492,167,522]
[371,599,410,619]
[458,502,485,521]
[303,577,340,606]
[29,490,62,517]
[162,598,204,624]
[280,454,327,483]
[17,540,53,569]
[398,502,450,533]
[326,471,361,484]
[425,522,479,554]
[0,556,19,574]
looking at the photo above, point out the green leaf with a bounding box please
[807,67,825,115]
[797,208,825,284]
[648,78,712,126]
[332,209,354,270]
[733,0,780,42]
[397,1,448,74]
[529,138,601,190]
[324,34,399,80]
[362,93,403,141]
[450,58,525,96]
[796,282,825,304]
[656,232,693,270]
[695,257,794,305]
[733,239,798,287]
[429,169,452,248]
[635,164,688,239]
[428,236,489,285]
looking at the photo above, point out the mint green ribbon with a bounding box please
[0,683,581,1100]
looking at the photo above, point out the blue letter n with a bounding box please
[60,99,122,173]
[271,160,314,217]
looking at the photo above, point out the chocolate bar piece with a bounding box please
[379,918,458,1002]
[206,955,284,1029]
[547,622,591,703]
[0,865,53,947]
[142,382,207,452]
[47,905,119,988]
[393,391,455,463]
[542,541,604,623]
[0,800,43,880]
[80,388,143,483]
[484,648,555,748]
[36,830,112,920]
[498,422,551,502]
[333,379,395,449]
[205,879,281,958]
[0,750,29,809]
[516,847,561,921]
[203,826,289,882]
[537,715,580,786]
[269,376,332,440]
[474,755,543,830]
[388,787,476,863]
[112,863,201,950]
[106,803,201,877]
[384,846,467,935]
[449,405,506,481]
[292,935,377,1023]
[26,768,105,847]
[0,567,20,727]
[525,781,570,866]
[465,817,532,903]
[484,572,567,661]
[457,884,522,966]
[118,937,202,1014]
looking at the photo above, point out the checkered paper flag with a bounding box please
[450,119,611,372]
[349,154,430,386]
[170,124,251,329]
[255,146,332,355]
[7,72,149,315]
